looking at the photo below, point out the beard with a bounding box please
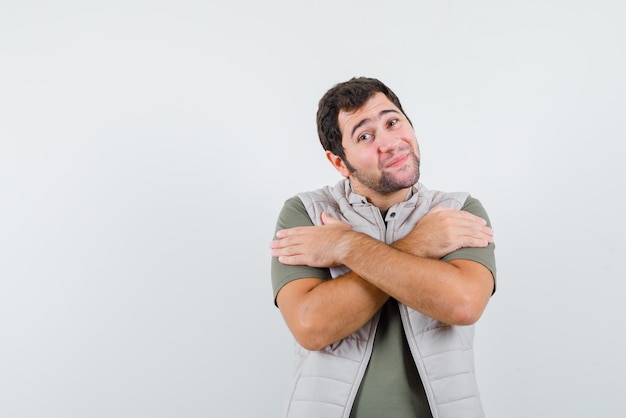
[344,152,420,195]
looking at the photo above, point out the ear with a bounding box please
[325,151,350,178]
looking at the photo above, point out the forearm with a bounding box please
[272,206,494,342]
[278,272,388,350]
[339,231,491,325]
[392,234,431,257]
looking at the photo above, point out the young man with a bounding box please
[270,77,496,418]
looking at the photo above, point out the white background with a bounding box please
[1,1,625,417]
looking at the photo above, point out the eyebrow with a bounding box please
[350,109,401,139]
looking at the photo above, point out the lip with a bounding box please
[384,153,409,168]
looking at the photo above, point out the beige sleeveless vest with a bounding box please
[282,180,485,418]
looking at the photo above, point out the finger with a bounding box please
[457,226,493,241]
[464,228,494,244]
[321,211,340,225]
[270,234,303,250]
[429,205,454,213]
[277,255,300,265]
[458,210,488,225]
[468,237,492,247]
[276,227,307,238]
[271,243,303,257]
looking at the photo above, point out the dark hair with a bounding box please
[316,77,411,160]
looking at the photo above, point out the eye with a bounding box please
[388,118,399,127]
[358,132,372,142]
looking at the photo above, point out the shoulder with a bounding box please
[461,196,492,226]
[415,183,470,211]
[275,195,313,232]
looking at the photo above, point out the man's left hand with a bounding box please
[270,212,352,267]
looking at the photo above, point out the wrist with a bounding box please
[339,230,387,267]
[393,236,429,258]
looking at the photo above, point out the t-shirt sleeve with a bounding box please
[271,196,332,305]
[441,196,497,293]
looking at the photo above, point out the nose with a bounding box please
[378,134,400,153]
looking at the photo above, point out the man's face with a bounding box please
[336,92,420,197]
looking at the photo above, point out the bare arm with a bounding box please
[336,231,493,325]
[271,207,494,350]
[275,273,388,351]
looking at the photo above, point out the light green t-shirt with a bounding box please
[271,195,497,418]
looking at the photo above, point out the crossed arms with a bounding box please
[270,206,495,351]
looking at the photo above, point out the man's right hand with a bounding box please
[395,205,494,259]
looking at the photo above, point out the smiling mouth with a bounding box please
[385,153,409,168]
